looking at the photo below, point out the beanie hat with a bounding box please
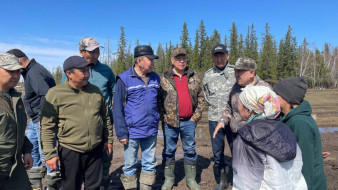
[273,77,308,105]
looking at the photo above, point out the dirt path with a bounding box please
[108,126,338,190]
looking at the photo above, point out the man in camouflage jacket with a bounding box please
[213,57,272,144]
[160,48,204,190]
[202,44,235,190]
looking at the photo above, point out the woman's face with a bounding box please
[238,99,252,121]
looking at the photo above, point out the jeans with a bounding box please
[208,120,233,168]
[123,135,157,176]
[162,120,197,164]
[25,120,53,173]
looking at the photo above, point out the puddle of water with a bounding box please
[319,127,338,134]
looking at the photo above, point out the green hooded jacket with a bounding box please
[280,100,327,190]
[0,89,32,178]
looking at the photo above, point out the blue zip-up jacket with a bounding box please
[22,59,56,122]
[113,66,160,140]
[62,61,115,122]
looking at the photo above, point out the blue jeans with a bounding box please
[208,120,233,168]
[123,136,157,176]
[25,120,53,173]
[162,120,197,164]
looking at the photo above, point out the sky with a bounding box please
[1,0,337,70]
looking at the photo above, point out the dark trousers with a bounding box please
[58,144,103,190]
[208,121,233,168]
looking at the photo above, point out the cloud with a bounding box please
[0,42,78,57]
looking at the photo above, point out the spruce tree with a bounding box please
[115,26,127,75]
[229,22,239,64]
[192,29,201,70]
[155,43,166,74]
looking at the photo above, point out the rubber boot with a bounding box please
[27,166,46,190]
[184,163,200,190]
[161,163,175,190]
[120,174,137,190]
[139,172,156,190]
[214,167,229,190]
[45,172,62,190]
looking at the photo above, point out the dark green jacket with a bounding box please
[280,100,327,190]
[0,89,32,178]
[41,81,114,160]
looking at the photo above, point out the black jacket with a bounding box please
[22,59,56,122]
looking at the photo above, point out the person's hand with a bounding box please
[213,122,225,139]
[23,153,33,170]
[323,152,331,158]
[38,121,41,130]
[104,143,113,155]
[119,139,128,145]
[46,157,60,171]
[190,118,196,122]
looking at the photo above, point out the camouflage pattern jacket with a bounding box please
[202,65,235,121]
[160,67,205,128]
[219,75,272,132]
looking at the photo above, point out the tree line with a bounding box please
[51,21,338,88]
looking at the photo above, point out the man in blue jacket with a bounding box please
[61,37,115,189]
[7,49,59,190]
[113,45,160,190]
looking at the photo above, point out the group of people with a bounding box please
[0,36,327,190]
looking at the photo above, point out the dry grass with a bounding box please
[304,89,338,127]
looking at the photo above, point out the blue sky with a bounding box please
[1,0,336,70]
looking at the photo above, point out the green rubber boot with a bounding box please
[27,166,46,190]
[120,174,137,190]
[184,163,200,190]
[161,163,175,190]
[139,171,156,190]
[45,172,62,190]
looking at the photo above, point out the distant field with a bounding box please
[305,89,338,127]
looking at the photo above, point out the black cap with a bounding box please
[63,56,93,72]
[134,45,159,59]
[274,77,308,105]
[7,49,27,58]
[212,44,228,55]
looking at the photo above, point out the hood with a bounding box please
[237,119,297,162]
[281,100,312,122]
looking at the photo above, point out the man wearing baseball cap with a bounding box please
[0,53,33,189]
[213,57,271,187]
[7,48,58,190]
[61,37,116,189]
[113,45,160,190]
[41,56,114,190]
[160,47,205,190]
[202,44,235,189]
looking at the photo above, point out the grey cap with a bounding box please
[79,37,101,51]
[171,48,187,57]
[274,77,308,105]
[229,57,256,70]
[0,53,25,71]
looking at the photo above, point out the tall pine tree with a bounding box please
[229,22,239,64]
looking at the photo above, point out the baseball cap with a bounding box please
[212,44,228,55]
[228,57,256,70]
[171,48,187,57]
[7,49,27,58]
[134,45,159,59]
[79,37,102,51]
[63,56,93,72]
[0,53,25,71]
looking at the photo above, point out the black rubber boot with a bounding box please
[214,167,229,190]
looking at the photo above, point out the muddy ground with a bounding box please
[107,89,338,190]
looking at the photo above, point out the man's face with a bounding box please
[171,54,187,72]
[138,56,155,74]
[80,48,100,65]
[66,66,90,88]
[238,99,251,121]
[235,69,255,86]
[212,52,228,69]
[0,68,21,91]
[277,95,289,113]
